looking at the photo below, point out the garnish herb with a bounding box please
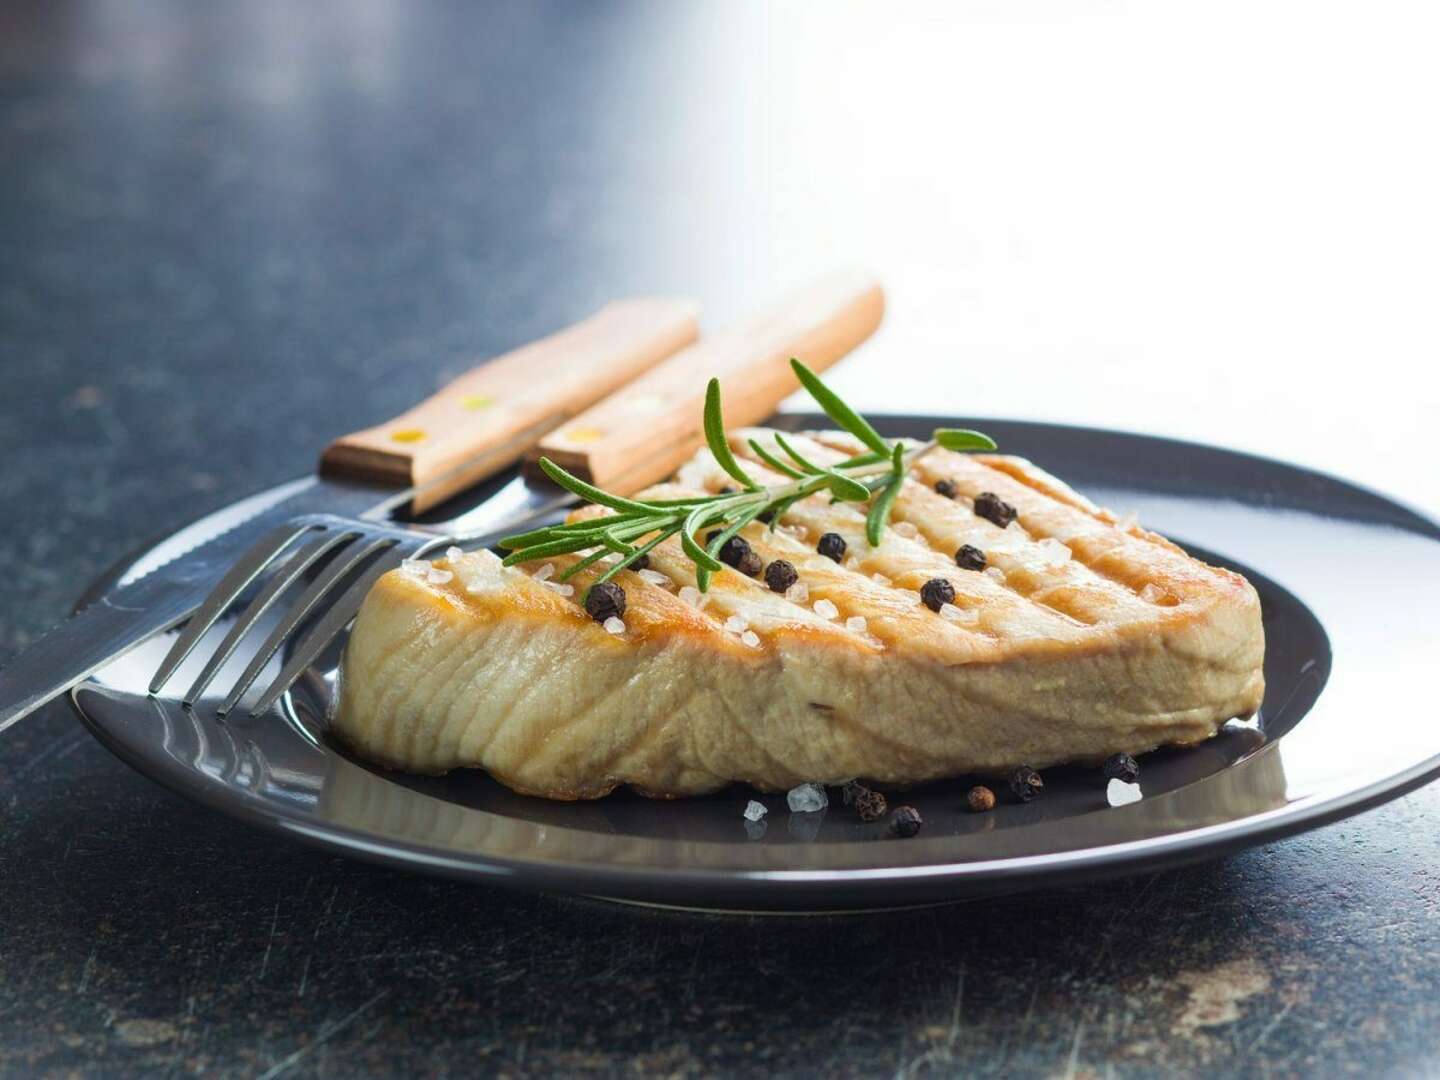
[498,359,997,601]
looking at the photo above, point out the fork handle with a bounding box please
[529,271,885,495]
[320,298,700,513]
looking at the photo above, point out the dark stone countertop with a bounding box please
[2,3,1437,1076]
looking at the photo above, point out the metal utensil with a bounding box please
[0,297,703,733]
[145,272,887,717]
[0,273,885,732]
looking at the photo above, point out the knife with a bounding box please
[0,272,885,732]
[0,297,700,733]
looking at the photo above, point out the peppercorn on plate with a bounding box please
[332,431,1265,798]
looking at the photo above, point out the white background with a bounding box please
[677,1,1440,515]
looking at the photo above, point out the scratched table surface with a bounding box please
[2,2,1439,1077]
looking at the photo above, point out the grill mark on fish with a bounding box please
[799,431,1149,626]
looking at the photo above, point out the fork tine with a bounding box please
[149,522,321,694]
[179,530,359,707]
[247,546,419,717]
[216,535,400,716]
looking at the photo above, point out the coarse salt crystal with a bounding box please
[940,603,977,624]
[1117,511,1139,531]
[1107,778,1143,807]
[603,616,626,635]
[542,581,575,597]
[1140,583,1165,603]
[1038,538,1071,566]
[984,566,1006,583]
[638,569,672,588]
[400,557,426,576]
[871,572,892,586]
[724,615,749,634]
[785,582,809,604]
[743,800,768,821]
[740,629,760,648]
[893,521,919,539]
[845,615,868,633]
[786,782,828,813]
[779,524,809,541]
[679,585,704,607]
[532,563,555,582]
[425,567,453,585]
[813,598,839,620]
[445,545,463,563]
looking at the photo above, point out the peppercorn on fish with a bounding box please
[333,431,1265,798]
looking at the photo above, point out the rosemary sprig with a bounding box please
[498,359,997,596]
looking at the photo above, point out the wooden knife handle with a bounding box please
[529,272,885,495]
[320,297,700,512]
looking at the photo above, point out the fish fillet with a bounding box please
[333,430,1265,798]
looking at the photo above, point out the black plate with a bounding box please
[69,417,1440,911]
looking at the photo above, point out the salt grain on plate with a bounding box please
[785,582,809,604]
[679,585,703,607]
[542,581,574,597]
[425,567,453,585]
[532,563,555,582]
[786,782,828,813]
[893,521,919,539]
[603,616,626,635]
[813,598,839,620]
[1107,778,1143,807]
[638,569,672,587]
[724,615,749,635]
[445,545,463,563]
[984,566,1006,583]
[740,629,760,648]
[845,615,868,633]
[1140,583,1165,603]
[1117,511,1139,531]
[871,572,892,586]
[743,800,768,821]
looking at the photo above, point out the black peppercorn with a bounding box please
[935,479,958,498]
[736,549,763,577]
[855,789,888,822]
[764,559,799,593]
[889,805,923,838]
[954,544,986,572]
[817,532,847,562]
[1008,765,1044,802]
[584,582,627,623]
[717,486,737,495]
[974,492,1018,528]
[1103,753,1140,784]
[967,785,996,813]
[630,553,650,572]
[920,577,956,612]
[706,531,754,571]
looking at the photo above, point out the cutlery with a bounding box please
[0,273,884,731]
[0,297,701,733]
[157,272,885,717]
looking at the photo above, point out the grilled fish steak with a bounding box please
[333,431,1265,798]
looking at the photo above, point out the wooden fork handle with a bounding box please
[320,297,700,512]
[529,271,885,495]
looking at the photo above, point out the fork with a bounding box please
[145,272,886,719]
[148,513,460,716]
